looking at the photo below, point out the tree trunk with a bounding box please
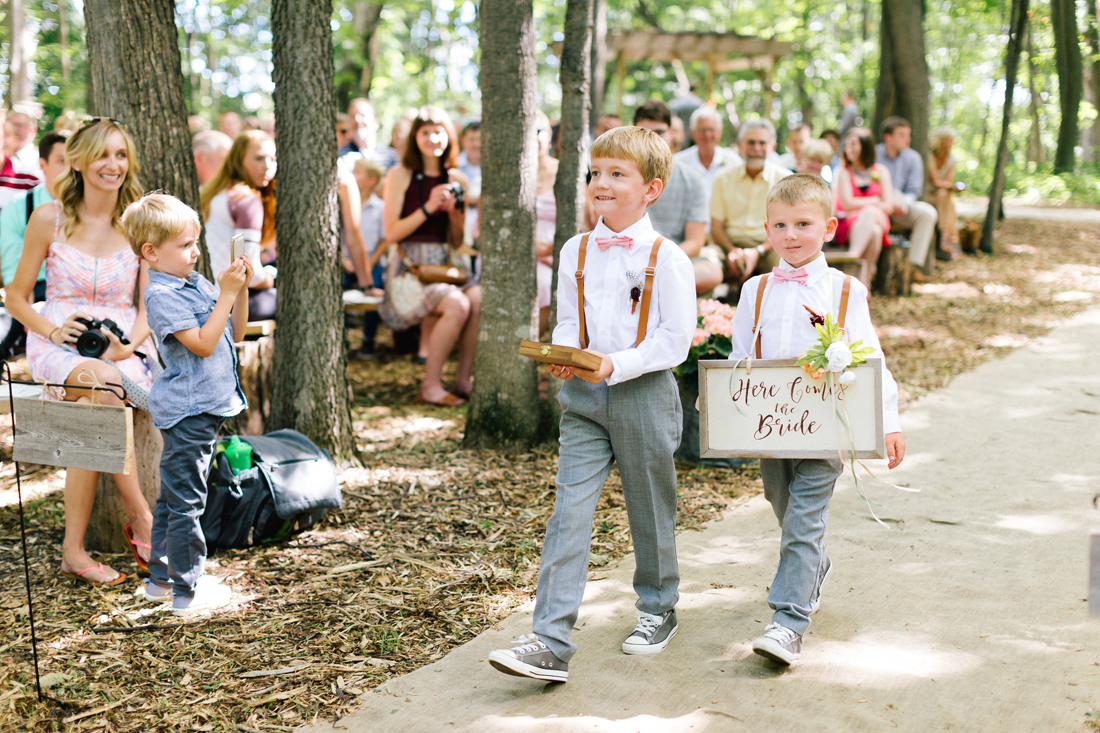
[86,409,161,554]
[464,0,540,452]
[981,0,1028,254]
[84,0,210,278]
[1086,0,1100,163]
[1026,23,1046,164]
[1051,0,1082,173]
[269,0,357,461]
[873,0,931,157]
[338,1,385,108]
[546,0,594,441]
[6,0,32,107]
[59,0,72,92]
[590,0,608,117]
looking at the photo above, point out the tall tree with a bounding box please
[6,0,32,107]
[337,1,385,110]
[1084,0,1100,163]
[981,0,1029,254]
[1051,0,1082,173]
[84,0,208,276]
[1025,22,1046,164]
[270,0,358,460]
[590,0,608,117]
[873,0,931,156]
[464,0,540,452]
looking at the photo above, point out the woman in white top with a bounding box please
[200,130,277,319]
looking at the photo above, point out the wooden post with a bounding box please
[86,409,162,554]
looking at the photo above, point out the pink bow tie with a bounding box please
[596,236,634,252]
[772,267,809,285]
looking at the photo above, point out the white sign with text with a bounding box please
[699,358,885,459]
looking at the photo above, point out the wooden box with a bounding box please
[518,341,602,371]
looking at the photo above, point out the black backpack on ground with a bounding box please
[201,429,342,550]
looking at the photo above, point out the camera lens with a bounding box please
[75,329,109,358]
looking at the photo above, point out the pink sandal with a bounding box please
[124,521,151,572]
[61,562,126,587]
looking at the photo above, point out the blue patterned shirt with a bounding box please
[144,269,247,429]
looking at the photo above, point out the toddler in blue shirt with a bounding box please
[122,193,251,615]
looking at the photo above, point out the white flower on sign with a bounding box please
[839,370,856,386]
[824,342,854,372]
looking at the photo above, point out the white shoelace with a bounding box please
[763,623,798,644]
[509,633,546,654]
[632,611,664,637]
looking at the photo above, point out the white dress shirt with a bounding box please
[729,254,901,434]
[554,213,697,386]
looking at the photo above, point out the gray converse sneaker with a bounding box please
[488,635,568,682]
[752,623,802,665]
[145,574,223,603]
[621,609,678,655]
[809,555,834,615]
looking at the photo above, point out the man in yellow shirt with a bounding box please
[710,119,791,282]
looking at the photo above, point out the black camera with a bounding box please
[444,181,466,210]
[74,317,130,358]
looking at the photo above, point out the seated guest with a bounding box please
[6,112,42,176]
[924,126,960,261]
[674,106,742,226]
[669,116,685,153]
[339,98,399,171]
[832,128,891,291]
[219,111,243,140]
[633,100,718,294]
[777,124,811,172]
[0,114,42,211]
[200,130,278,319]
[710,119,791,284]
[875,116,937,276]
[381,106,478,407]
[352,158,387,359]
[192,130,232,187]
[0,131,70,359]
[335,113,351,151]
[799,138,834,182]
[457,121,482,246]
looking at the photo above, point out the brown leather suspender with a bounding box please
[575,233,664,350]
[635,237,664,347]
[752,274,769,359]
[751,273,853,359]
[837,275,852,328]
[576,233,590,348]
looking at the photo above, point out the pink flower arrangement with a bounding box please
[677,299,737,383]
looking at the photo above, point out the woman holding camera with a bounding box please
[381,106,478,407]
[7,119,155,586]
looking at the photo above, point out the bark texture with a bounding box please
[6,0,32,106]
[982,0,1029,254]
[590,0,608,116]
[873,0,931,157]
[270,0,358,461]
[86,410,161,553]
[1051,0,1082,173]
[84,0,209,277]
[464,0,540,452]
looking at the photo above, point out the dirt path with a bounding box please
[956,200,1100,223]
[309,305,1100,732]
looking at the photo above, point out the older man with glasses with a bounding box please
[631,100,720,295]
[710,118,792,284]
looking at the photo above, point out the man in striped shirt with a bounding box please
[0,112,42,211]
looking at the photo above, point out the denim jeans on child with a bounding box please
[532,369,682,662]
[147,413,225,597]
[759,457,844,634]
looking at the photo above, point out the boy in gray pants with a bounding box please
[488,126,697,682]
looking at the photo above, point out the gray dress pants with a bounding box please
[759,457,844,634]
[532,369,682,662]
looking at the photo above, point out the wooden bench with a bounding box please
[342,291,382,313]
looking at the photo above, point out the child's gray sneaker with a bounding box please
[621,609,678,655]
[752,623,802,665]
[488,634,568,682]
[809,555,834,615]
[143,579,172,602]
[171,579,232,616]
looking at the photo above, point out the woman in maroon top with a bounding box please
[382,106,476,407]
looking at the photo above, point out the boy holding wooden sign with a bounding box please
[729,174,905,665]
[489,127,696,681]
[122,194,251,615]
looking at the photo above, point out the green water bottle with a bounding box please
[225,436,253,474]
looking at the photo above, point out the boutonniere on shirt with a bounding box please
[625,270,643,314]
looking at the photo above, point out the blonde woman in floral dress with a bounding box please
[6,119,155,586]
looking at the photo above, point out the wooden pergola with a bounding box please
[605,30,795,120]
